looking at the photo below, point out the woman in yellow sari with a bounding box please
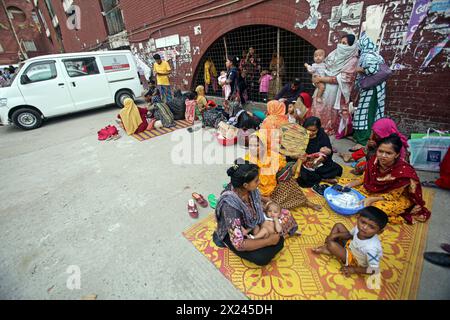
[245,131,321,210]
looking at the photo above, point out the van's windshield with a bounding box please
[1,63,24,88]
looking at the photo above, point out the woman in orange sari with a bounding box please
[260,100,288,149]
[245,130,321,211]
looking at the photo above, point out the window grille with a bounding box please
[193,25,317,103]
[101,0,125,36]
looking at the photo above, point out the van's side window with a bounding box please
[22,62,57,84]
[63,57,100,77]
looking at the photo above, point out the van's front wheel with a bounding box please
[115,90,134,108]
[12,108,43,130]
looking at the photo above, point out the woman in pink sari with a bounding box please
[311,34,358,136]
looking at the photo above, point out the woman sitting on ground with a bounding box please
[260,100,289,148]
[340,118,409,175]
[245,131,322,211]
[145,89,176,128]
[118,98,148,135]
[213,160,284,266]
[297,116,343,188]
[344,134,431,225]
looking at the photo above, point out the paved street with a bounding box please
[0,105,449,299]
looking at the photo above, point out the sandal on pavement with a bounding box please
[208,194,217,209]
[188,199,199,218]
[192,192,208,208]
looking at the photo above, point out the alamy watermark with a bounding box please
[66,265,81,290]
[66,5,81,31]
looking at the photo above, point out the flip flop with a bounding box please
[208,194,217,209]
[188,199,199,219]
[192,192,208,208]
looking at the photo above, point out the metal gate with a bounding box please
[193,25,317,103]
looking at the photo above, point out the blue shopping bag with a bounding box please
[409,129,450,172]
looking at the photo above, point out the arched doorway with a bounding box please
[193,25,317,103]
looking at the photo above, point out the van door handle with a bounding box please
[71,82,76,87]
[58,83,65,86]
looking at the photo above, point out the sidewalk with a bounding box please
[0,106,448,299]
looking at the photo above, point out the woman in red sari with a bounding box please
[344,134,431,224]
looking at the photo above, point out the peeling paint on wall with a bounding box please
[194,24,202,35]
[327,0,363,46]
[193,46,200,55]
[430,0,450,17]
[363,4,387,47]
[405,0,432,44]
[294,0,322,30]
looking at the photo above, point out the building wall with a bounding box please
[35,0,108,53]
[1,0,448,133]
[0,0,54,64]
[119,0,450,134]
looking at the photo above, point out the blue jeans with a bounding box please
[158,85,172,103]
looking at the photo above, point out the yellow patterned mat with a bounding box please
[183,170,435,300]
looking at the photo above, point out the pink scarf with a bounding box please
[372,118,409,160]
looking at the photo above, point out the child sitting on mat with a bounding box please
[312,206,388,277]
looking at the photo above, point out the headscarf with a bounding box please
[358,32,384,68]
[260,100,288,148]
[195,85,207,108]
[372,118,409,159]
[120,98,143,135]
[364,156,431,224]
[303,116,333,164]
[300,92,312,110]
[195,85,205,98]
[245,131,287,196]
[215,189,265,231]
[325,36,359,77]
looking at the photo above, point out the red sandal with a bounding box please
[192,192,208,208]
[188,199,199,218]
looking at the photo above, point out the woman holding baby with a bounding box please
[212,161,284,266]
[310,34,359,136]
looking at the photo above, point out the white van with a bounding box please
[0,50,143,130]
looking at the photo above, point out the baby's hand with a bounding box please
[304,63,310,68]
[319,147,328,154]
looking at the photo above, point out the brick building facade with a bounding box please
[1,0,449,133]
[0,0,55,64]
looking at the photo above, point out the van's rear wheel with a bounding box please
[115,90,134,108]
[12,108,42,130]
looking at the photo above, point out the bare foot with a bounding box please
[312,245,331,255]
